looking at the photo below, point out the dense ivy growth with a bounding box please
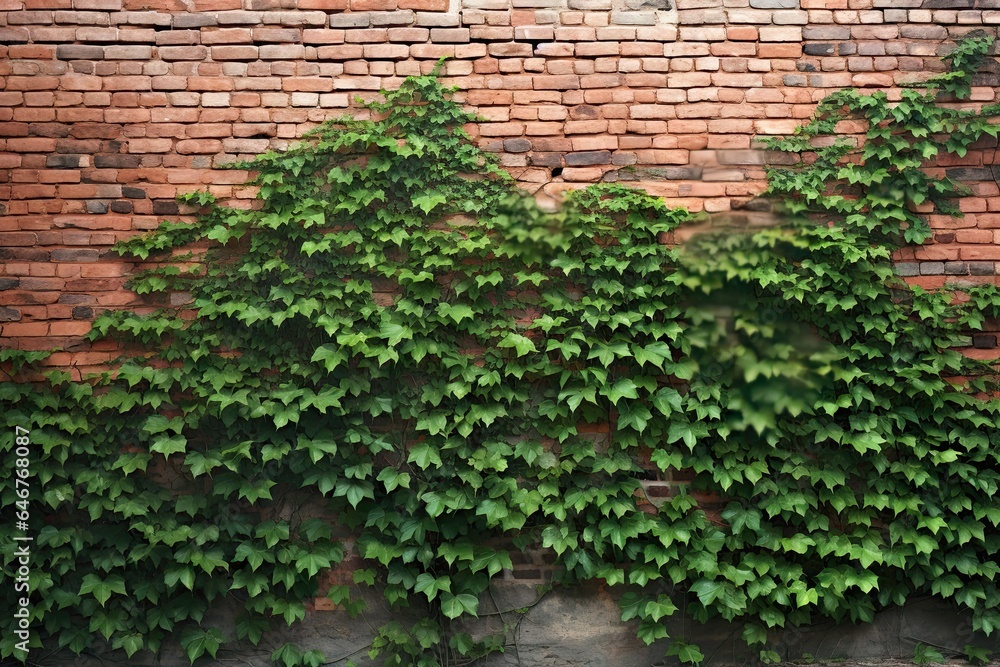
[3,38,1000,666]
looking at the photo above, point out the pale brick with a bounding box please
[290,92,320,106]
[104,46,153,60]
[370,10,415,24]
[215,11,263,24]
[414,11,460,26]
[758,25,801,41]
[363,43,410,59]
[317,44,364,59]
[344,28,388,42]
[430,27,470,41]
[262,11,327,25]
[201,92,232,106]
[259,44,306,58]
[678,26,726,41]
[609,10,656,25]
[388,27,429,41]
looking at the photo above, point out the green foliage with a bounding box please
[4,38,1000,667]
[965,643,993,665]
[913,643,946,665]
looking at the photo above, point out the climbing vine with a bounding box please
[3,37,1000,666]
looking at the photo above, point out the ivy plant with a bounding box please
[3,37,1000,667]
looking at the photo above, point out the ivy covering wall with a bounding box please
[3,37,1000,667]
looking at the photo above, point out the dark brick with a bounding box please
[922,0,973,7]
[969,261,995,276]
[0,248,48,261]
[111,201,133,213]
[0,307,21,322]
[152,200,179,215]
[973,333,998,349]
[70,124,117,139]
[0,278,20,290]
[569,105,601,120]
[974,73,1000,87]
[796,62,817,72]
[803,43,835,56]
[46,154,81,168]
[57,138,100,153]
[945,167,994,181]
[944,261,968,275]
[72,306,94,319]
[173,14,218,27]
[31,123,72,139]
[900,25,948,39]
[732,198,772,212]
[51,248,101,262]
[57,294,94,304]
[504,138,532,153]
[86,200,109,214]
[122,187,146,199]
[837,43,857,56]
[94,154,141,169]
[565,151,611,166]
[529,152,565,167]
[56,44,105,60]
[620,166,703,180]
[0,290,54,305]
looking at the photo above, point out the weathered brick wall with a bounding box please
[2,0,1000,360]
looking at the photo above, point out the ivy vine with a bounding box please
[4,38,1000,667]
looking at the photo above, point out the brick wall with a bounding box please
[2,0,1000,361]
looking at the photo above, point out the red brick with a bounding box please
[202,27,253,44]
[186,123,231,138]
[49,321,93,336]
[6,76,60,91]
[0,28,30,42]
[350,0,394,8]
[758,44,802,58]
[73,0,122,7]
[176,139,223,154]
[127,138,172,153]
[398,0,445,8]
[252,27,300,42]
[7,138,59,152]
[303,28,347,44]
[317,44,364,59]
[211,45,258,59]
[0,232,38,246]
[1,322,51,337]
[103,76,152,91]
[276,77,329,92]
[297,0,347,7]
[159,45,209,60]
